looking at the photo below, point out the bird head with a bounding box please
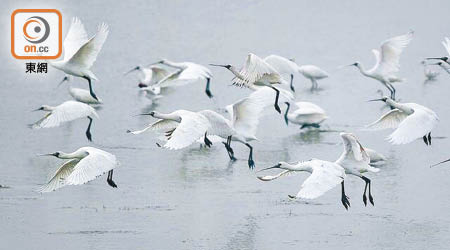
[209,63,232,69]
[139,111,156,117]
[38,151,61,158]
[57,75,69,87]
[426,56,449,62]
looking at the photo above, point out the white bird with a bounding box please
[31,100,98,141]
[147,59,213,98]
[348,31,414,100]
[38,147,118,192]
[336,133,379,206]
[50,17,109,101]
[263,55,299,92]
[257,159,348,208]
[58,75,103,105]
[366,96,439,145]
[199,86,293,169]
[365,148,387,165]
[123,65,170,88]
[421,61,440,81]
[283,101,328,129]
[426,36,450,67]
[128,110,212,150]
[210,53,289,113]
[298,65,329,90]
[257,132,378,209]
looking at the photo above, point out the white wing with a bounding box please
[368,49,381,72]
[339,133,370,163]
[38,159,79,193]
[374,31,413,76]
[297,161,344,199]
[297,65,329,79]
[63,17,89,61]
[228,86,293,139]
[150,66,171,84]
[263,55,299,75]
[198,110,234,138]
[66,147,118,185]
[442,37,450,57]
[128,118,179,135]
[163,111,210,150]
[68,23,109,69]
[234,53,283,87]
[388,105,439,144]
[33,101,97,129]
[292,102,327,116]
[365,109,408,130]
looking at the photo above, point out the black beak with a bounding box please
[138,112,155,116]
[256,163,282,173]
[367,98,384,102]
[31,108,42,112]
[57,76,69,88]
[209,64,228,68]
[426,57,446,61]
[37,153,55,157]
[123,66,139,76]
[430,158,450,168]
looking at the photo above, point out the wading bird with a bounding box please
[298,65,329,90]
[124,65,170,88]
[263,55,299,92]
[210,53,288,113]
[366,96,439,145]
[128,110,212,150]
[50,17,109,101]
[58,75,103,105]
[38,147,118,192]
[283,101,328,129]
[31,100,98,141]
[348,31,414,100]
[147,59,213,98]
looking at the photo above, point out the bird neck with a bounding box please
[356,64,369,76]
[228,65,244,79]
[284,103,290,124]
[282,161,312,173]
[153,112,182,122]
[385,99,414,114]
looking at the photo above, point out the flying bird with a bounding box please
[210,53,288,113]
[257,160,349,209]
[128,110,212,150]
[38,147,118,192]
[147,59,213,98]
[50,17,109,101]
[124,65,170,88]
[58,75,103,105]
[426,37,450,66]
[366,96,439,145]
[336,133,379,206]
[348,31,414,100]
[31,100,98,141]
[283,101,328,129]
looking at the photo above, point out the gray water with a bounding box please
[2,0,450,249]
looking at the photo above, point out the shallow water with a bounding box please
[2,0,450,249]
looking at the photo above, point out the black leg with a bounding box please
[204,132,213,147]
[107,170,117,188]
[361,176,374,206]
[269,86,281,114]
[83,76,99,101]
[428,132,432,146]
[423,135,429,145]
[86,116,93,141]
[289,74,295,92]
[222,136,236,161]
[341,181,350,210]
[245,143,255,169]
[205,78,213,98]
